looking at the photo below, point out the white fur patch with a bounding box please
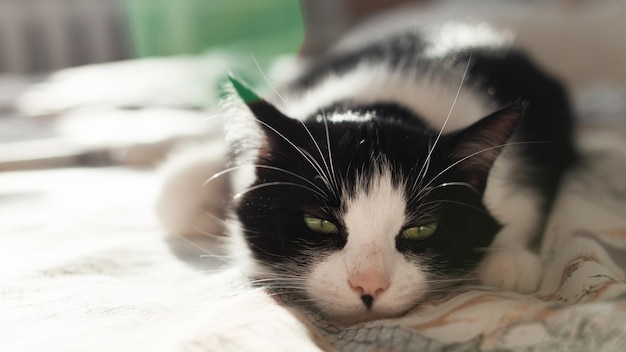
[281,61,494,134]
[342,170,407,253]
[306,167,430,323]
[422,23,513,59]
[483,156,543,247]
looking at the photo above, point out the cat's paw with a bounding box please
[478,249,542,293]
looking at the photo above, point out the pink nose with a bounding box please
[348,271,390,309]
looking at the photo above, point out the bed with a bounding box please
[2,2,626,351]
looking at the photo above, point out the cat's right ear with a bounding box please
[443,103,525,192]
[228,75,300,145]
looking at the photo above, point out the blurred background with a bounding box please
[0,0,434,170]
[0,0,305,169]
[0,0,306,73]
[0,0,625,171]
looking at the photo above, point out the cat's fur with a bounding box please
[158,23,575,324]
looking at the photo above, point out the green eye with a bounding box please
[304,216,338,235]
[401,222,438,240]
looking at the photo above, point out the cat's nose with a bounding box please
[349,272,390,309]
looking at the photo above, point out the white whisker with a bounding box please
[418,199,489,214]
[201,111,228,122]
[296,111,339,200]
[204,164,328,199]
[419,140,537,193]
[169,231,224,258]
[252,117,331,190]
[251,52,289,107]
[233,182,327,200]
[410,181,477,204]
[198,211,231,229]
[416,53,473,190]
[321,109,340,198]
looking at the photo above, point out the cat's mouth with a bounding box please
[311,287,421,325]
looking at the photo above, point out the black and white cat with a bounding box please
[158,22,575,324]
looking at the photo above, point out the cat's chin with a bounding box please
[321,307,410,326]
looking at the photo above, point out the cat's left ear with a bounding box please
[228,75,300,141]
[444,103,526,192]
[229,74,262,104]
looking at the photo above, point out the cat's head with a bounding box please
[228,77,522,324]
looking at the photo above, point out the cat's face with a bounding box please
[230,79,520,324]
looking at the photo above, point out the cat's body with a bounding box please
[158,23,575,324]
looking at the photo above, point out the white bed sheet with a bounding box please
[2,124,626,352]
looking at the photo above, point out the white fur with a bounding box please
[422,22,514,59]
[280,62,494,133]
[484,158,544,247]
[481,156,544,292]
[336,22,513,61]
[306,167,429,323]
[479,248,542,293]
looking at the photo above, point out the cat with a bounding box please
[158,22,575,325]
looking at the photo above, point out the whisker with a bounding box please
[198,253,231,260]
[201,111,228,122]
[246,54,336,197]
[298,147,335,195]
[192,225,228,240]
[321,108,340,197]
[410,181,478,204]
[198,212,231,230]
[418,199,490,214]
[233,181,328,200]
[168,231,224,258]
[297,115,338,200]
[416,53,473,190]
[251,52,289,107]
[203,164,328,199]
[252,116,331,191]
[249,280,309,287]
[419,140,539,193]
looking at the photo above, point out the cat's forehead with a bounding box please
[299,106,437,173]
[304,103,434,137]
[342,168,407,245]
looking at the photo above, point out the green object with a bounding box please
[126,0,304,64]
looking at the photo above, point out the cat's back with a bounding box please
[280,23,511,129]
[278,20,575,204]
[280,22,572,144]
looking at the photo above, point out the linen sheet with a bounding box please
[2,124,626,351]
